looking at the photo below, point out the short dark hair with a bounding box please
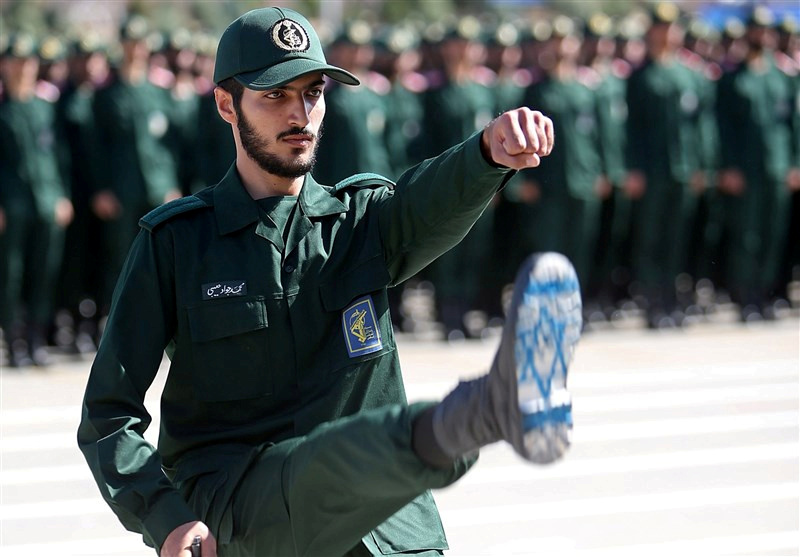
[218,77,244,111]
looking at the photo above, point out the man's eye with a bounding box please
[265,91,282,99]
[307,89,323,97]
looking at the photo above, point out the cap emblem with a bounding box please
[271,19,310,52]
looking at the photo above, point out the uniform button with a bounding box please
[284,264,295,273]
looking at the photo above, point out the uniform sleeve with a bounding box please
[378,131,513,284]
[77,227,198,552]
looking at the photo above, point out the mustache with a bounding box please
[277,126,317,141]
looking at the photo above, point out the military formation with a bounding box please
[1,3,799,366]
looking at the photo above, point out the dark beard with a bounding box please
[236,108,321,179]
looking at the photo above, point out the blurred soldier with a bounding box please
[55,32,110,350]
[520,15,606,307]
[483,21,531,319]
[581,13,632,312]
[92,15,181,317]
[624,2,706,328]
[775,15,800,298]
[680,18,724,302]
[164,28,201,196]
[420,16,496,338]
[0,34,74,366]
[373,24,427,180]
[194,32,237,192]
[35,35,69,102]
[313,21,392,184]
[716,6,800,321]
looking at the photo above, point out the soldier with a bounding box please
[0,34,73,366]
[55,32,110,351]
[520,15,607,308]
[580,13,632,314]
[163,28,201,196]
[77,8,578,557]
[313,20,392,185]
[372,24,427,181]
[194,32,237,193]
[715,5,800,321]
[420,16,496,339]
[624,2,707,328]
[91,15,182,318]
[483,20,531,320]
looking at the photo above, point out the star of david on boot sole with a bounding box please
[503,252,582,463]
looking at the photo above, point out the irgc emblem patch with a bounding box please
[271,19,310,52]
[342,296,383,358]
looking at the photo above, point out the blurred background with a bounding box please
[1,0,799,367]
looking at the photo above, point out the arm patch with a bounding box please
[139,196,210,232]
[333,173,396,194]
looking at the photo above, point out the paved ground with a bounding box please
[1,319,798,556]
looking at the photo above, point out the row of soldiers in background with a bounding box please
[0,3,798,366]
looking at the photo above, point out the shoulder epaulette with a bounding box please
[332,173,396,194]
[139,195,210,232]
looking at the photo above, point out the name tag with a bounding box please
[202,280,247,300]
[342,295,383,358]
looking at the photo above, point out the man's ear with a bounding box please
[214,86,237,125]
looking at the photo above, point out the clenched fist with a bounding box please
[480,108,554,170]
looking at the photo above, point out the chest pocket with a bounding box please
[319,256,395,373]
[186,296,271,401]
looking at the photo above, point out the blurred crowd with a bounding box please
[1,2,799,366]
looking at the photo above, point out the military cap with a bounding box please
[487,22,520,48]
[650,2,682,26]
[213,7,359,89]
[167,28,194,51]
[520,19,553,43]
[38,35,67,62]
[70,31,105,57]
[444,15,483,42]
[120,14,150,42]
[723,17,746,40]
[551,15,580,39]
[778,14,797,34]
[3,33,38,59]
[747,5,775,27]
[376,25,420,54]
[332,20,374,47]
[585,13,614,39]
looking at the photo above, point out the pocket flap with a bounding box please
[320,257,391,311]
[187,296,268,343]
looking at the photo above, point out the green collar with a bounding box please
[213,164,347,236]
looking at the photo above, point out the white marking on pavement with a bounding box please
[568,530,800,557]
[575,411,798,442]
[459,442,799,485]
[441,482,799,527]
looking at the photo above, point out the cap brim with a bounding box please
[234,58,359,90]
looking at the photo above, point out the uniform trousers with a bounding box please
[176,403,474,557]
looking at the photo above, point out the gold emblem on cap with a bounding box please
[271,19,310,52]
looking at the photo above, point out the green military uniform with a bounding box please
[625,53,705,324]
[55,39,105,318]
[78,132,510,555]
[92,73,179,308]
[715,53,797,312]
[0,88,69,358]
[421,72,496,335]
[520,72,604,297]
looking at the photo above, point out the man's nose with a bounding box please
[288,97,311,128]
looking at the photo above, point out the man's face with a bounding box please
[234,72,326,179]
